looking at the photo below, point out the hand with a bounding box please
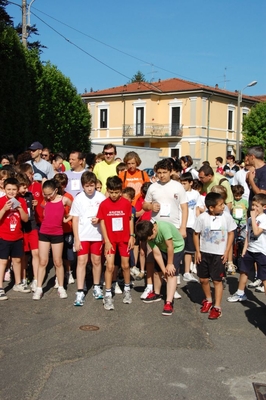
[3,200,12,211]
[179,227,187,238]
[91,217,99,225]
[151,202,160,212]
[165,264,176,276]
[250,209,258,219]
[74,240,82,252]
[195,250,201,264]
[104,241,114,256]
[221,252,229,264]
[127,236,135,251]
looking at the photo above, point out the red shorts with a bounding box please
[23,230,39,252]
[77,241,103,256]
[107,242,130,257]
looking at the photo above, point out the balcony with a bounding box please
[123,123,183,139]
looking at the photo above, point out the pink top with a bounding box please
[40,200,64,235]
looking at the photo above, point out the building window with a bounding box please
[171,107,180,136]
[136,107,144,136]
[100,109,108,129]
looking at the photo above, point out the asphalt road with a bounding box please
[1,269,266,400]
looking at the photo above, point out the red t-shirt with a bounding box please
[29,181,44,225]
[0,196,27,241]
[97,196,132,243]
[63,191,73,233]
[135,195,152,222]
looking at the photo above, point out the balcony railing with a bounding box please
[123,123,183,138]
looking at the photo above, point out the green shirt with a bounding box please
[202,173,233,204]
[148,221,184,253]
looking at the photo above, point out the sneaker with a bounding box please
[226,262,236,274]
[140,286,153,299]
[190,262,197,274]
[4,269,11,282]
[208,306,222,319]
[227,292,247,302]
[142,291,162,303]
[103,295,114,310]
[30,279,37,292]
[58,287,68,299]
[248,278,262,288]
[0,289,8,301]
[68,272,75,284]
[174,290,182,299]
[255,285,265,293]
[162,301,173,316]
[112,282,122,294]
[13,283,31,293]
[176,274,181,285]
[131,266,140,276]
[183,272,198,283]
[54,277,59,289]
[135,271,145,281]
[32,288,43,300]
[93,286,104,299]
[200,299,212,313]
[123,290,132,304]
[74,291,85,306]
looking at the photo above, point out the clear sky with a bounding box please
[7,0,266,96]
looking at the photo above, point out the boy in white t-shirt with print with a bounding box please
[193,192,236,319]
[227,193,266,303]
[70,171,106,306]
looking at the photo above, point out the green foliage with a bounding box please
[242,102,266,150]
[129,70,147,83]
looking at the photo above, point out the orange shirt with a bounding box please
[119,169,150,206]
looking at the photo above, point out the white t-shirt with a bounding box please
[145,179,187,228]
[65,169,86,198]
[70,190,105,241]
[232,169,250,201]
[246,213,266,255]
[193,211,237,255]
[186,189,200,228]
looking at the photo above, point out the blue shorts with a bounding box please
[184,228,195,253]
[240,250,266,281]
[0,238,23,259]
[154,250,184,276]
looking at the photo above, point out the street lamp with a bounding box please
[236,80,257,160]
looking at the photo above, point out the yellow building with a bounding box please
[82,78,261,168]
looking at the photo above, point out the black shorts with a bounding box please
[184,228,195,253]
[63,233,74,261]
[154,250,184,276]
[240,250,266,281]
[39,233,64,244]
[0,238,24,259]
[197,252,225,282]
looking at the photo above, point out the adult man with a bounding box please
[27,141,54,179]
[223,155,239,185]
[198,164,233,208]
[93,144,119,194]
[65,151,86,197]
[245,145,266,208]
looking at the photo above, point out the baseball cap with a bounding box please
[28,141,43,151]
[33,173,43,181]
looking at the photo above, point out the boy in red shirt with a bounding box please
[0,178,30,300]
[97,176,135,310]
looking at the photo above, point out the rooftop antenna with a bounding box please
[223,67,230,89]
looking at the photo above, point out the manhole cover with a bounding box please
[79,325,99,331]
[253,382,266,400]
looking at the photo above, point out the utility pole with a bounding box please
[22,0,27,48]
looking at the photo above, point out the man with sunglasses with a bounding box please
[27,141,54,180]
[93,144,119,194]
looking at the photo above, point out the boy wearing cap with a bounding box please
[26,141,54,179]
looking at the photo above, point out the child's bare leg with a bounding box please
[166,275,177,303]
[213,280,223,307]
[153,271,162,294]
[37,241,50,287]
[76,254,88,290]
[91,253,102,285]
[21,254,27,281]
[238,272,248,290]
[31,249,39,280]
[184,253,192,274]
[105,254,115,290]
[121,256,130,284]
[0,259,8,288]
[12,258,22,285]
[200,277,212,300]
[52,243,64,287]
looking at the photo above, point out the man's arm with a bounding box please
[247,170,266,195]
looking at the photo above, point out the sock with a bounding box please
[124,283,130,292]
[58,286,64,289]
[94,284,100,288]
[237,289,244,295]
[105,289,112,297]
[147,284,153,290]
[206,298,212,302]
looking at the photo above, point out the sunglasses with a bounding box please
[42,154,49,158]
[104,152,114,156]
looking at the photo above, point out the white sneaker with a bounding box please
[183,272,198,283]
[177,274,181,285]
[4,269,11,282]
[58,287,68,299]
[123,290,132,304]
[68,272,75,284]
[140,286,153,299]
[190,263,197,274]
[31,279,37,292]
[112,282,122,294]
[103,295,114,310]
[32,288,43,300]
[248,278,262,288]
[255,285,265,293]
[93,286,104,299]
[13,283,31,293]
[54,277,59,289]
[74,291,85,306]
[174,290,182,299]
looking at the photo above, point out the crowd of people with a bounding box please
[1,142,266,319]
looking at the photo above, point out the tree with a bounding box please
[129,70,147,83]
[0,0,13,26]
[15,23,47,53]
[242,102,266,150]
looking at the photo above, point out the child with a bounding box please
[16,173,39,292]
[96,179,102,192]
[193,192,236,319]
[96,176,135,310]
[53,173,74,286]
[227,194,266,303]
[122,187,138,277]
[0,169,13,198]
[231,185,248,226]
[32,179,72,300]
[135,220,185,316]
[180,172,200,282]
[0,178,30,300]
[116,162,127,175]
[70,171,106,306]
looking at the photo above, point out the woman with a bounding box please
[180,155,198,179]
[52,153,64,174]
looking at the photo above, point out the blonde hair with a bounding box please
[211,185,227,201]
